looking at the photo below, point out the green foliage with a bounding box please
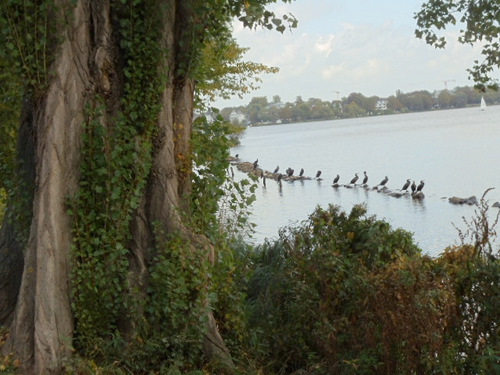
[244,205,487,374]
[190,112,233,237]
[196,34,279,105]
[229,0,298,33]
[0,51,23,227]
[415,0,500,90]
[121,231,210,374]
[210,239,255,355]
[0,4,41,249]
[190,1,296,108]
[190,111,256,241]
[437,190,500,374]
[0,0,58,93]
[70,0,164,353]
[235,199,500,374]
[70,99,153,347]
[432,244,500,374]
[0,55,33,244]
[0,55,22,192]
[68,1,258,372]
[189,112,258,371]
[245,205,430,374]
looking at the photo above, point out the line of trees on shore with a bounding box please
[220,85,500,126]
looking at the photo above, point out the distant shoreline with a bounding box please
[247,102,498,128]
[219,86,500,127]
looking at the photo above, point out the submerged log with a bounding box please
[387,191,404,198]
[234,162,312,181]
[448,196,478,205]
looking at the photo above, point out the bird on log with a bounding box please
[411,180,416,193]
[417,180,425,192]
[273,166,279,174]
[362,171,368,185]
[333,174,340,184]
[350,173,359,185]
[253,159,258,169]
[401,179,411,191]
[378,176,389,187]
[299,168,304,177]
[286,168,294,177]
[315,170,322,179]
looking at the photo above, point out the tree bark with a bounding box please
[0,0,231,373]
[137,0,231,367]
[1,1,90,373]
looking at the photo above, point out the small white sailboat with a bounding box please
[480,96,487,111]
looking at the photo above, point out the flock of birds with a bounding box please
[248,157,425,195]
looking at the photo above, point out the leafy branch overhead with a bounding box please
[194,1,296,105]
[196,36,279,103]
[415,0,500,90]
[228,0,298,32]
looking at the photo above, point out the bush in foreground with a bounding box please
[243,204,499,374]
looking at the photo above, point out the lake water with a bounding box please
[230,105,500,257]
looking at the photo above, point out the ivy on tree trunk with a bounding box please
[0,0,231,373]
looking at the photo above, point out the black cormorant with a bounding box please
[417,180,425,192]
[350,173,359,185]
[315,170,322,179]
[401,179,411,191]
[273,166,279,174]
[411,180,416,193]
[299,168,304,177]
[378,176,389,186]
[362,171,368,184]
[253,159,258,169]
[333,174,340,184]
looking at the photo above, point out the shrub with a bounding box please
[245,204,457,374]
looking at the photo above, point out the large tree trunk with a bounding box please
[2,2,90,372]
[0,0,230,373]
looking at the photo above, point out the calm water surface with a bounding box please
[231,105,500,257]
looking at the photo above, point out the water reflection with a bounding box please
[362,187,370,200]
[332,185,342,200]
[411,197,426,210]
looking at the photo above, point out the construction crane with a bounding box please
[443,80,456,90]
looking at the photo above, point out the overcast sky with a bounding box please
[213,0,488,108]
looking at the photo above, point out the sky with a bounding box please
[213,0,488,108]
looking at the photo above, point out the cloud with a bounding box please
[322,63,345,79]
[314,34,336,57]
